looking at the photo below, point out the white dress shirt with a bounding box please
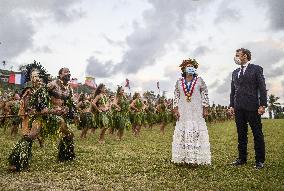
[238,61,250,78]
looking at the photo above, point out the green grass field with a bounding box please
[0,119,283,190]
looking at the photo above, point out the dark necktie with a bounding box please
[239,65,245,79]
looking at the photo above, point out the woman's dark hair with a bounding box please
[94,83,105,98]
[58,68,64,75]
[236,48,251,61]
[132,92,140,100]
[109,93,115,98]
[116,86,123,97]
[158,97,165,104]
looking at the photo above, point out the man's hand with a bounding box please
[258,106,265,115]
[41,108,49,114]
[28,109,37,116]
[74,115,80,125]
[229,107,235,115]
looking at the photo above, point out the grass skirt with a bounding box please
[114,112,131,130]
[158,111,168,124]
[78,112,94,130]
[39,115,61,139]
[146,111,156,126]
[96,111,111,128]
[58,135,75,162]
[131,111,144,126]
[11,116,22,126]
[8,136,33,171]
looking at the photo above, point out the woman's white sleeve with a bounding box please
[200,77,210,107]
[173,80,180,108]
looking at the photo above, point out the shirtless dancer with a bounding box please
[47,68,77,162]
[4,93,22,136]
[8,64,49,172]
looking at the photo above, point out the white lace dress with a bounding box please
[172,76,211,165]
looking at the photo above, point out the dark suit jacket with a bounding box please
[229,64,267,111]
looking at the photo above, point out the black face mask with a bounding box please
[62,74,71,83]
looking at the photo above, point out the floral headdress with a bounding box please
[179,58,199,69]
[24,60,50,85]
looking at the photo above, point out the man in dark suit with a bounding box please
[229,48,267,169]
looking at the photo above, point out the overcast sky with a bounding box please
[0,0,284,105]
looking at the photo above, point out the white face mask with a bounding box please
[234,57,241,65]
[185,66,196,75]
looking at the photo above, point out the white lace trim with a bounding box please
[172,120,211,165]
[173,80,180,108]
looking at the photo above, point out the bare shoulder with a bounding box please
[95,94,101,100]
[47,80,57,89]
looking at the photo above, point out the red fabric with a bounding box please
[8,73,15,84]
[125,78,130,89]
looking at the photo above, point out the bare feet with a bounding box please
[8,165,17,172]
[98,140,105,144]
[38,137,44,148]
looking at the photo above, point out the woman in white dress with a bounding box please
[172,58,211,165]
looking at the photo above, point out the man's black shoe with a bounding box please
[231,159,247,166]
[254,162,264,169]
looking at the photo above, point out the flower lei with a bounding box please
[119,96,129,112]
[58,79,70,91]
[181,76,198,102]
[135,99,142,111]
[64,87,77,122]
[101,94,108,106]
[29,86,50,111]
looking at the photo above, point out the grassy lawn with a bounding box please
[0,119,283,190]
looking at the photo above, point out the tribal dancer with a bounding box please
[77,93,94,138]
[145,100,157,129]
[4,93,22,136]
[0,95,9,132]
[47,67,77,162]
[142,100,149,129]
[8,62,50,172]
[156,97,169,135]
[92,84,111,144]
[114,86,131,140]
[108,93,120,135]
[130,92,146,137]
[0,96,5,129]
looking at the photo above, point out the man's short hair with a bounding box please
[58,68,64,75]
[236,48,251,61]
[58,68,69,75]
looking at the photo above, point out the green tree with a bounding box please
[268,94,281,119]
